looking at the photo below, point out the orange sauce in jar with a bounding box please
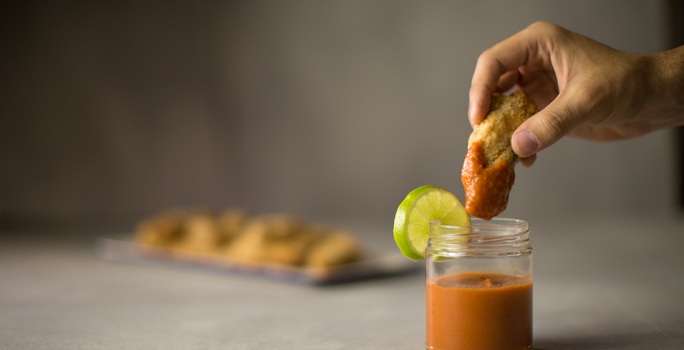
[461,142,515,220]
[426,272,533,350]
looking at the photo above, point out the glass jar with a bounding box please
[425,218,533,350]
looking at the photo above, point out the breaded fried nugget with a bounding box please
[305,231,361,268]
[267,233,323,266]
[135,210,185,247]
[137,207,364,269]
[261,214,304,239]
[217,208,247,243]
[462,92,538,220]
[467,92,538,166]
[223,215,305,262]
[224,219,270,262]
[265,224,330,265]
[181,213,221,253]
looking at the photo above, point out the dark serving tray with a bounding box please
[94,236,421,284]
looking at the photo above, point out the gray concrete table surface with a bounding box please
[1,216,683,349]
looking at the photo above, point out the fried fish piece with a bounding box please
[265,224,331,265]
[135,210,185,247]
[267,232,324,266]
[462,92,538,220]
[305,231,361,268]
[136,207,363,269]
[223,219,270,262]
[260,214,304,239]
[223,215,305,262]
[181,213,221,253]
[217,208,247,243]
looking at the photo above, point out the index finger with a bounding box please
[468,24,542,126]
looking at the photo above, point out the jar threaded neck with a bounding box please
[428,218,531,257]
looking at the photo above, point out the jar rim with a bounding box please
[428,218,531,254]
[429,218,529,241]
[432,218,527,230]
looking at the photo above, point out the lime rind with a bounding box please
[393,186,470,261]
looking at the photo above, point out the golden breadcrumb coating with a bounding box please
[462,92,538,220]
[136,208,362,268]
[467,92,538,167]
[305,231,360,268]
[135,210,185,247]
[217,208,247,242]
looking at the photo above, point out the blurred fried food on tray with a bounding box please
[135,208,361,269]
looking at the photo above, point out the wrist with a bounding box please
[648,47,684,124]
[632,47,684,130]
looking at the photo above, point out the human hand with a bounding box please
[469,22,684,168]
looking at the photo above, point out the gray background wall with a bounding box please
[1,1,680,227]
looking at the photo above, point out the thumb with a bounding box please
[512,88,592,157]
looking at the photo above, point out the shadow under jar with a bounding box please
[426,219,533,350]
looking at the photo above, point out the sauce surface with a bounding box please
[426,272,532,350]
[461,142,514,220]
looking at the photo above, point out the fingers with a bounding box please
[511,86,590,157]
[469,45,528,125]
[469,23,552,127]
[497,70,520,93]
[520,154,536,168]
[469,70,522,129]
[516,67,559,109]
[468,85,492,129]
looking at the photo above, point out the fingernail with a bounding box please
[514,131,538,156]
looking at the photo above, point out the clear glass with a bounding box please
[425,218,533,350]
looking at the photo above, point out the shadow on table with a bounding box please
[533,332,682,350]
[317,265,422,286]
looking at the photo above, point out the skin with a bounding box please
[469,22,684,168]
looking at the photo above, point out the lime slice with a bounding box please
[393,186,470,261]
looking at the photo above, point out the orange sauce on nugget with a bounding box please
[426,272,533,350]
[461,141,514,220]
